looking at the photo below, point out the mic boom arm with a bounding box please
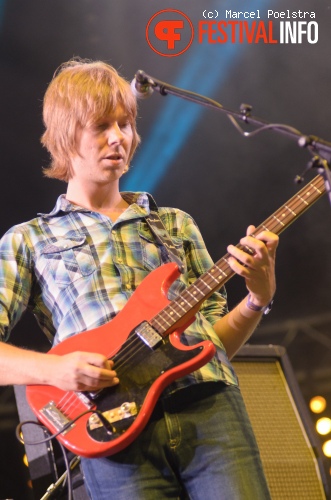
[133,69,331,203]
[133,70,331,161]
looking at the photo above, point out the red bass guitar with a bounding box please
[26,174,325,458]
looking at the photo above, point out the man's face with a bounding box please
[70,105,134,186]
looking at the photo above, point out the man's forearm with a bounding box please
[213,296,265,359]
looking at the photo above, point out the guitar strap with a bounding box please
[145,210,185,274]
[122,192,185,274]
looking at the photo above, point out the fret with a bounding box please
[242,245,254,256]
[180,296,192,308]
[190,283,205,297]
[151,316,167,331]
[200,278,212,291]
[310,182,322,194]
[272,214,285,227]
[152,305,181,334]
[163,306,181,319]
[206,269,223,284]
[297,194,309,206]
[156,313,172,328]
[223,257,231,266]
[284,205,297,216]
[185,288,201,303]
[175,300,189,313]
[213,264,228,279]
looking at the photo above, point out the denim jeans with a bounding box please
[81,383,271,499]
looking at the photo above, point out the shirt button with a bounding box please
[125,284,132,290]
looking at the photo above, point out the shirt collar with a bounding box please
[39,192,159,219]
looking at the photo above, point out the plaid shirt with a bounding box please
[0,192,238,391]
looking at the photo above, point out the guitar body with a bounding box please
[26,263,216,458]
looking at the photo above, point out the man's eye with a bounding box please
[91,123,107,133]
[119,121,130,129]
[97,123,108,131]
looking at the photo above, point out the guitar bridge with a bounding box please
[88,402,138,430]
[40,401,74,434]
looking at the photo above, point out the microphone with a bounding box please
[130,70,154,100]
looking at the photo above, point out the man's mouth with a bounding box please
[105,153,123,161]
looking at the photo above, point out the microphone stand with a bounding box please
[135,70,331,206]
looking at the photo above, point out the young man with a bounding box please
[0,59,278,499]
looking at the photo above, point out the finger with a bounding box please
[226,255,242,275]
[79,366,120,392]
[245,225,279,246]
[74,353,119,384]
[103,358,115,371]
[226,252,253,276]
[77,353,117,375]
[239,236,268,260]
[79,352,110,367]
[246,225,256,236]
[241,230,279,257]
[227,245,252,267]
[84,362,118,381]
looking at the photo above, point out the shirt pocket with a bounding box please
[41,236,97,288]
[138,224,187,274]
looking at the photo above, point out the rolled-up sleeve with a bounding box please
[0,228,33,342]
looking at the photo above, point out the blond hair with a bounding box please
[41,58,140,182]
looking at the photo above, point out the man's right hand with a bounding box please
[48,351,119,392]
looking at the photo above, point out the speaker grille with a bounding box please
[233,359,326,500]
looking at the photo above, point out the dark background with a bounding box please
[0,0,330,497]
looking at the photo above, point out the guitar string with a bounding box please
[55,176,324,416]
[56,328,165,416]
[56,333,146,414]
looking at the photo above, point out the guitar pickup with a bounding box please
[136,321,163,349]
[88,402,138,430]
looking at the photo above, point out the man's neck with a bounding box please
[66,179,124,212]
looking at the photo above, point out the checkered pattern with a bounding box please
[0,192,238,391]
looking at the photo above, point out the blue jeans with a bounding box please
[81,383,271,499]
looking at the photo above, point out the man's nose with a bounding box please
[107,123,124,145]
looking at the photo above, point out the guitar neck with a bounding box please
[151,174,325,337]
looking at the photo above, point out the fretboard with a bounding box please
[150,174,325,337]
